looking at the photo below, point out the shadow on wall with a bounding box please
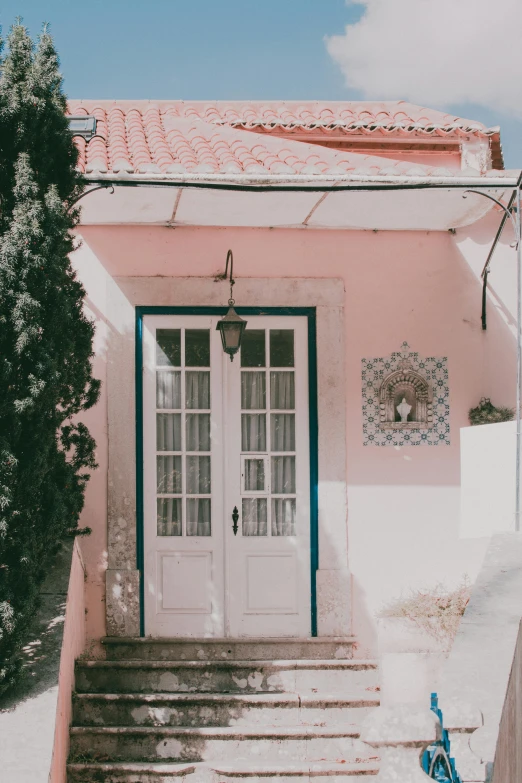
[0,540,86,783]
[455,210,518,410]
[0,545,71,712]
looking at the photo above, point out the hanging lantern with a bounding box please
[216,299,247,361]
[216,250,247,361]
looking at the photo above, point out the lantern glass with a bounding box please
[216,305,247,361]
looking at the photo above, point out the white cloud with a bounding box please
[326,0,522,118]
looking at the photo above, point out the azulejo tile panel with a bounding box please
[362,343,450,446]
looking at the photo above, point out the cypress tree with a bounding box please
[0,21,100,694]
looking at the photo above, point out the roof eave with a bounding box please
[82,172,521,189]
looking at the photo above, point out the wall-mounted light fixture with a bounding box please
[216,250,247,361]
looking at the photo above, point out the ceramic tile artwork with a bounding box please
[362,343,450,446]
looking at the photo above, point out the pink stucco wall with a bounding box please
[50,540,86,783]
[75,220,516,653]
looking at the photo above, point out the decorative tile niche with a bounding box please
[361,342,450,446]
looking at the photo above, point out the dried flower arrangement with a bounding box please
[378,579,471,646]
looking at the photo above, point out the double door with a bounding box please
[142,315,311,637]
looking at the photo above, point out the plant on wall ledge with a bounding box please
[468,397,515,426]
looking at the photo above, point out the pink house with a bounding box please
[59,100,521,780]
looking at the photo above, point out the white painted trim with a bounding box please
[84,173,520,187]
[106,276,350,636]
[115,277,344,309]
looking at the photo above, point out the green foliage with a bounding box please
[0,21,99,695]
[468,397,515,426]
[379,579,471,647]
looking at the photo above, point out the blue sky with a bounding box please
[1,0,520,167]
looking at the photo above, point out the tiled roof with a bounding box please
[168,100,497,137]
[68,100,502,179]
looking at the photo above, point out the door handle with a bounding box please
[232,506,239,536]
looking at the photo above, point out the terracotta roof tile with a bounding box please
[68,100,501,179]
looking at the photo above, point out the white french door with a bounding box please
[142,314,311,638]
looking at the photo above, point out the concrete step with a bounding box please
[67,760,380,782]
[213,761,380,781]
[69,724,369,764]
[103,638,357,662]
[67,761,195,783]
[73,692,380,728]
[75,660,379,695]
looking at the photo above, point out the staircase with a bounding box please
[68,638,380,782]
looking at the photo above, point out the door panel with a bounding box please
[246,554,298,612]
[143,316,224,637]
[159,551,213,611]
[143,314,310,638]
[225,317,311,637]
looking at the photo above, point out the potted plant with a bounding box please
[468,397,514,426]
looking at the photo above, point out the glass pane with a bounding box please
[271,456,296,493]
[157,414,182,451]
[157,498,182,536]
[271,414,295,452]
[186,498,211,536]
[157,455,182,493]
[241,414,266,452]
[156,329,181,367]
[242,499,268,536]
[241,372,266,410]
[186,456,211,494]
[270,372,295,409]
[270,330,294,367]
[186,371,210,409]
[271,498,296,536]
[185,329,210,367]
[156,371,181,409]
[241,330,265,368]
[244,459,265,491]
[186,414,211,451]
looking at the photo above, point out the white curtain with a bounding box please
[186,457,211,536]
[272,456,295,494]
[157,455,182,493]
[186,455,211,494]
[271,414,295,452]
[186,498,211,536]
[244,458,265,491]
[242,371,266,409]
[157,414,181,451]
[242,498,267,536]
[242,414,266,452]
[270,372,294,409]
[271,499,296,536]
[271,455,296,536]
[186,371,210,409]
[156,371,181,409]
[157,498,182,536]
[186,414,211,452]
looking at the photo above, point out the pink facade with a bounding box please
[69,100,520,655]
[50,541,86,783]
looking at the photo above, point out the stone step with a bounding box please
[75,660,378,695]
[103,638,357,662]
[67,760,380,782]
[73,692,380,728]
[69,724,369,764]
[213,761,380,781]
